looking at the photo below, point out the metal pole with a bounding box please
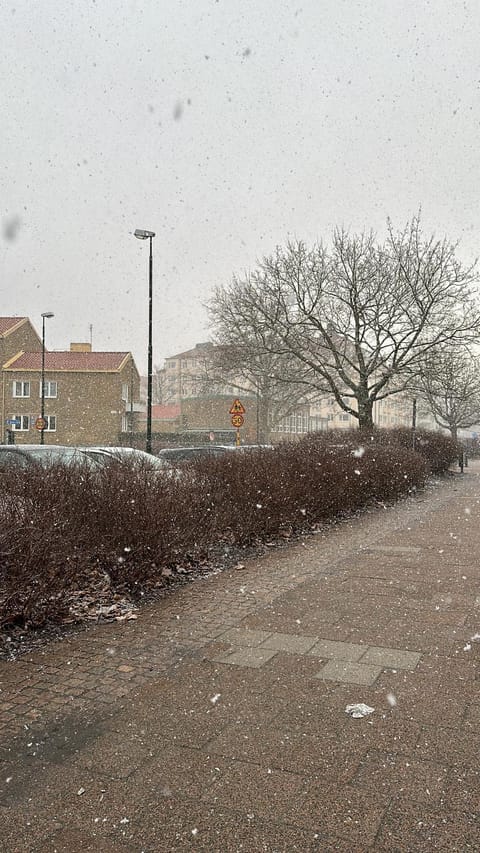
[412,397,417,451]
[146,235,153,454]
[40,315,46,445]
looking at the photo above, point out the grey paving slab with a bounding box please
[364,545,422,554]
[208,645,279,668]
[308,639,367,661]
[259,631,319,654]
[217,627,273,647]
[359,646,421,670]
[315,659,383,685]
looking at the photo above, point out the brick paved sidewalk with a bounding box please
[0,465,479,851]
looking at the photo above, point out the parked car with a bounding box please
[81,446,172,471]
[157,445,232,462]
[0,444,100,469]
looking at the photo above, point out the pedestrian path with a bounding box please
[0,465,479,851]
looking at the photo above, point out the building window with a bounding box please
[40,381,57,398]
[13,381,30,398]
[12,415,30,431]
[44,415,56,432]
[121,383,129,402]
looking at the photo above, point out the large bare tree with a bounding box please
[419,346,480,442]
[208,216,480,429]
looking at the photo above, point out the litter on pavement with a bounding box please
[345,703,374,718]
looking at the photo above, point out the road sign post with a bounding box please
[229,399,246,445]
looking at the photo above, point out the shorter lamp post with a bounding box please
[134,228,155,454]
[40,312,54,445]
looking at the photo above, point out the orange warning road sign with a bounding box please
[229,398,246,415]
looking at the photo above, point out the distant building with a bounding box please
[1,318,141,445]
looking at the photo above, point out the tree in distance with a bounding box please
[418,345,480,443]
[209,215,480,429]
[202,336,316,443]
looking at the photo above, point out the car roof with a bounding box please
[0,444,74,451]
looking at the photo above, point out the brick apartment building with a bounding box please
[1,317,141,446]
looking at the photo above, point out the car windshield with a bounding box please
[24,447,99,467]
[83,447,170,470]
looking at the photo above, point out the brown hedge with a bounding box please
[0,440,427,630]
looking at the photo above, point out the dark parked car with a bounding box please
[157,445,232,462]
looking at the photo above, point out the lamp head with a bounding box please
[134,229,155,240]
[41,312,54,319]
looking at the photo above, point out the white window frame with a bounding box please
[12,415,30,431]
[44,415,56,432]
[13,381,30,398]
[40,380,57,399]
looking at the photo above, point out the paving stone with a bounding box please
[376,802,480,851]
[217,627,273,647]
[201,758,306,817]
[260,631,319,654]
[365,545,421,554]
[315,659,383,685]
[208,645,279,668]
[359,646,421,670]
[352,750,448,805]
[308,639,367,661]
[291,782,389,846]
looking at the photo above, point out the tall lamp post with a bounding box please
[40,311,54,445]
[134,228,155,454]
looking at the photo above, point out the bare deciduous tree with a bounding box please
[419,347,480,442]
[208,216,480,429]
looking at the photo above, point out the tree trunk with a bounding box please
[356,393,374,429]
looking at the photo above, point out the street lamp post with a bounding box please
[40,312,54,445]
[134,228,155,454]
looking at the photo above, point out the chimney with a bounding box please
[70,342,92,353]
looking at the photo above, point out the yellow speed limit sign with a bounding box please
[35,417,47,430]
[231,413,244,428]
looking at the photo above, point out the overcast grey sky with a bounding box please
[2,0,480,373]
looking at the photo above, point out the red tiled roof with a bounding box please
[4,351,131,372]
[0,317,28,336]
